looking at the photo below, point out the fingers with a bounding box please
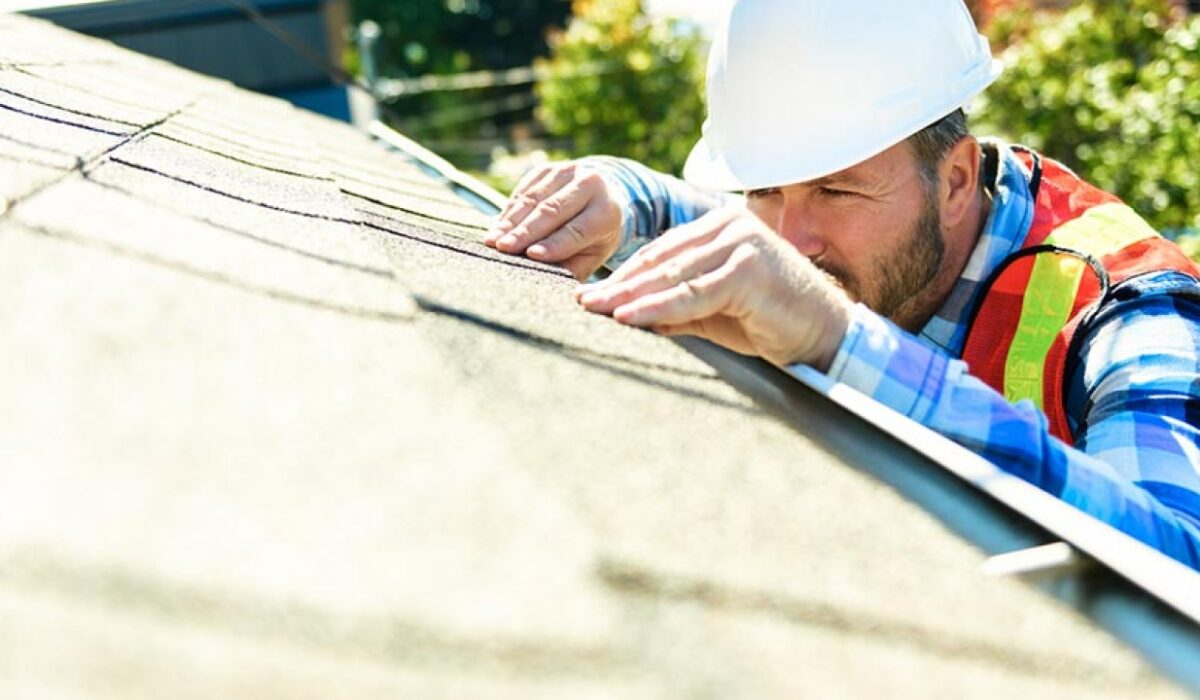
[577,237,733,316]
[611,264,737,327]
[559,248,611,281]
[526,201,612,262]
[487,165,559,244]
[488,166,577,248]
[592,210,733,289]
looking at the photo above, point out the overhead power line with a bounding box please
[211,1,665,128]
[376,61,617,99]
[402,92,539,132]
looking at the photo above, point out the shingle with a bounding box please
[297,108,488,205]
[0,148,68,206]
[0,88,126,161]
[358,202,516,262]
[604,597,1155,699]
[0,225,610,647]
[342,180,495,230]
[170,96,318,161]
[0,20,118,65]
[0,65,179,128]
[83,159,383,274]
[8,178,413,320]
[0,74,144,134]
[0,587,663,700]
[152,123,332,182]
[14,63,202,116]
[380,230,721,378]
[102,134,353,220]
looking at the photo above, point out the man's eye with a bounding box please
[747,188,780,198]
[819,187,856,199]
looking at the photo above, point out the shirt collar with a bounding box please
[916,140,1037,357]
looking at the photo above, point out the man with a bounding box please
[486,0,1200,567]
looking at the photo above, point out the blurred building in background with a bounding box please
[17,0,354,121]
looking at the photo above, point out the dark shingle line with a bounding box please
[94,157,573,279]
[596,559,1126,688]
[161,120,325,170]
[84,176,392,279]
[344,190,489,230]
[0,84,148,129]
[12,65,190,119]
[108,155,365,223]
[22,222,414,323]
[0,99,129,138]
[324,152,440,184]
[1,100,196,216]
[416,297,737,394]
[325,155,477,201]
[149,132,335,183]
[332,167,473,204]
[0,131,81,161]
[360,214,572,279]
[178,111,311,153]
[0,150,72,172]
[2,550,631,678]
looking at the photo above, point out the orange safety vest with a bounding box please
[961,147,1200,445]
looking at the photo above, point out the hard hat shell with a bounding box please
[683,0,1003,192]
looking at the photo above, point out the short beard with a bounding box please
[817,187,945,328]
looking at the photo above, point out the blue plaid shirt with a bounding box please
[585,143,1200,569]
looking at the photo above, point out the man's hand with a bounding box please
[575,209,854,371]
[485,162,623,281]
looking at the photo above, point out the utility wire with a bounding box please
[214,0,646,114]
[402,92,539,132]
[376,61,617,99]
[214,0,382,100]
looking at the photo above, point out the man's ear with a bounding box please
[939,136,982,230]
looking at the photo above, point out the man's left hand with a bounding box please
[575,208,855,371]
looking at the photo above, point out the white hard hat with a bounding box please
[683,0,1002,191]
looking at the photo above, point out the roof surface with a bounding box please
[0,13,1185,698]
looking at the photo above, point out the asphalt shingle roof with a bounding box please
[0,13,1184,698]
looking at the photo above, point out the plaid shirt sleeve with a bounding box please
[814,277,1200,569]
[576,156,736,267]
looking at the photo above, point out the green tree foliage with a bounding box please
[535,0,707,174]
[350,0,571,160]
[352,0,570,78]
[975,0,1200,238]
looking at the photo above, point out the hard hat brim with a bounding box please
[683,58,1004,193]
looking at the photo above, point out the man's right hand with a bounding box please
[484,162,623,281]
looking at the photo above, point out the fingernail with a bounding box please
[498,234,517,248]
[579,289,607,307]
[527,244,547,258]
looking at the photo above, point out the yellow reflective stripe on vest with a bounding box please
[1002,203,1159,408]
[1004,254,1086,408]
[1043,202,1158,256]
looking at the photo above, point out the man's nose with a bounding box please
[777,198,826,258]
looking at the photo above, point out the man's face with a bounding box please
[745,141,946,330]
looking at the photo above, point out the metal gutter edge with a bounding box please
[366,120,509,213]
[672,335,1200,694]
